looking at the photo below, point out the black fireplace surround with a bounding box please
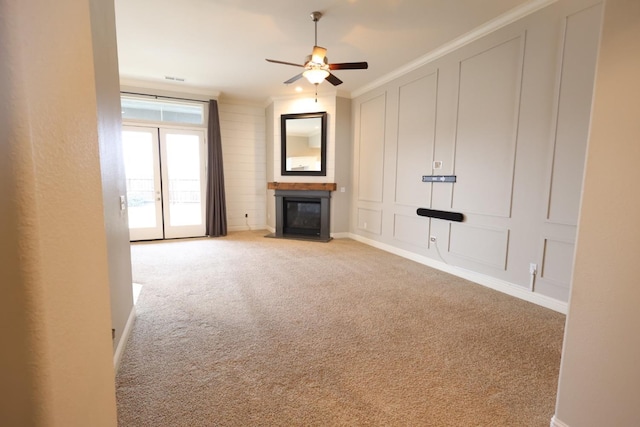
[272,189,331,242]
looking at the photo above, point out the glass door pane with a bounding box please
[160,128,206,239]
[122,126,163,240]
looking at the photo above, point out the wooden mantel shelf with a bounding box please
[268,182,337,191]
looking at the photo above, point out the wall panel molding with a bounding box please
[357,208,383,235]
[545,4,603,225]
[449,223,510,270]
[451,34,525,218]
[393,213,429,248]
[395,72,438,207]
[357,94,386,203]
[541,237,575,287]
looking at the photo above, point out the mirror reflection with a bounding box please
[281,112,326,176]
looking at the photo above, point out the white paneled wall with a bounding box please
[218,102,267,231]
[351,0,603,309]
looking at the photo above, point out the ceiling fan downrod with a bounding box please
[311,11,322,46]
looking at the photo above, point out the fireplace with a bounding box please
[271,189,332,242]
[284,197,322,236]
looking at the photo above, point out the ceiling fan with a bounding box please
[266,11,368,88]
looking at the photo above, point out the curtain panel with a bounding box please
[205,99,227,236]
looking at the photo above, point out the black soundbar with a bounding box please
[416,208,464,222]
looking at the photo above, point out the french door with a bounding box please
[122,125,207,241]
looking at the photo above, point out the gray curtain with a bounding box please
[205,99,227,236]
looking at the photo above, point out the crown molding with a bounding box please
[351,0,559,98]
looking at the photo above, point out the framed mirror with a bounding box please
[281,112,327,176]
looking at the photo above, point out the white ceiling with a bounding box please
[114,0,539,103]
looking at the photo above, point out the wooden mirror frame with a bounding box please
[281,112,327,176]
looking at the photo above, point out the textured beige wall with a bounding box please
[0,2,40,423]
[554,0,640,425]
[0,0,118,425]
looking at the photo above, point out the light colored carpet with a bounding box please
[116,230,565,426]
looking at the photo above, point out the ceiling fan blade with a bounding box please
[284,73,304,85]
[266,59,304,67]
[329,62,369,70]
[311,46,327,63]
[325,72,343,86]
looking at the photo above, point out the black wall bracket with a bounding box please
[417,208,464,222]
[422,175,456,183]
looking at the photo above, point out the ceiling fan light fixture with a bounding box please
[303,68,329,84]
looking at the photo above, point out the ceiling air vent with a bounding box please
[164,76,185,82]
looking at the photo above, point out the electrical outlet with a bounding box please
[430,236,437,243]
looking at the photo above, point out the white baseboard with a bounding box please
[349,233,568,314]
[113,305,136,373]
[550,415,570,427]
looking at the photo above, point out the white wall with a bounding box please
[553,0,640,425]
[350,0,603,309]
[0,0,119,424]
[219,101,267,231]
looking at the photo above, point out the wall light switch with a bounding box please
[340,187,346,193]
[119,195,126,211]
[433,161,443,170]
